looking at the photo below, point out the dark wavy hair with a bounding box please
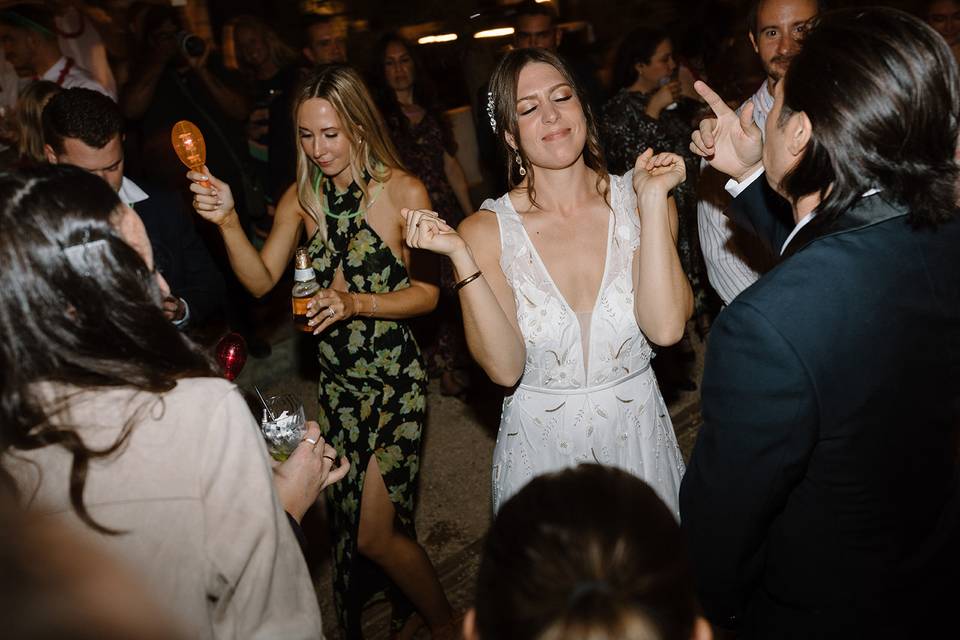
[475,465,698,640]
[42,88,123,154]
[0,165,217,534]
[488,48,608,207]
[369,33,456,155]
[776,7,959,229]
[611,26,670,91]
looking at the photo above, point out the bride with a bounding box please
[404,48,690,514]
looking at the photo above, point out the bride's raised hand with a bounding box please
[402,208,465,256]
[632,149,687,201]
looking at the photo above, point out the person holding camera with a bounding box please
[120,5,251,206]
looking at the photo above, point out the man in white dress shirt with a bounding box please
[0,3,112,99]
[696,0,820,304]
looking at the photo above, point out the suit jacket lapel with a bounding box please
[782,195,908,257]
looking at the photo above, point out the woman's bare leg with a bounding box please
[356,456,454,635]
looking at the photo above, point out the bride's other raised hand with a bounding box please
[187,165,237,227]
[401,207,464,256]
[632,149,686,201]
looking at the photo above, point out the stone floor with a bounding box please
[235,317,706,639]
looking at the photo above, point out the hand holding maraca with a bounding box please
[188,166,237,227]
[170,121,240,228]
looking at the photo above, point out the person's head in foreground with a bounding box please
[0,164,214,532]
[465,464,711,640]
[764,6,959,228]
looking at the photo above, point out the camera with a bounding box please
[176,31,206,58]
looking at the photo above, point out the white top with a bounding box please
[696,81,776,304]
[56,7,116,97]
[41,56,114,100]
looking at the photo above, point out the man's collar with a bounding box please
[39,56,68,81]
[782,192,906,257]
[118,176,149,206]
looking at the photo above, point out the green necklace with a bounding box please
[314,171,385,221]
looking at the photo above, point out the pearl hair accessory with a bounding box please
[486,91,497,133]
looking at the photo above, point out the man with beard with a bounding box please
[696,0,820,305]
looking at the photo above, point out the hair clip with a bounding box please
[486,90,497,134]
[63,230,107,277]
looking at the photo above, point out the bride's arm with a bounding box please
[632,153,694,346]
[404,208,526,387]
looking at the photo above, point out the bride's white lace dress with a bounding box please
[482,171,685,515]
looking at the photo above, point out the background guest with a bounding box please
[601,26,712,393]
[0,3,112,98]
[373,33,474,396]
[919,0,960,61]
[14,80,60,165]
[227,14,302,236]
[302,14,347,67]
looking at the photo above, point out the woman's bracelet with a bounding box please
[454,270,483,291]
[367,293,378,317]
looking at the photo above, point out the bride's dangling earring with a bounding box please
[515,150,526,177]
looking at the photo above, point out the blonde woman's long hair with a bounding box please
[294,64,405,241]
[16,80,61,163]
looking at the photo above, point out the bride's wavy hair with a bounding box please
[488,48,609,208]
[0,165,217,534]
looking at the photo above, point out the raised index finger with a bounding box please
[694,80,733,119]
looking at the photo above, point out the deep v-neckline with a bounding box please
[508,194,615,319]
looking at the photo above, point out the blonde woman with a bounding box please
[188,65,454,638]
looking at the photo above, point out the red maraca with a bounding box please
[216,332,248,381]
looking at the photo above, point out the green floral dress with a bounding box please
[307,174,427,637]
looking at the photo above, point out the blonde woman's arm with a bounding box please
[189,170,305,297]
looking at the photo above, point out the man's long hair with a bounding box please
[778,7,959,228]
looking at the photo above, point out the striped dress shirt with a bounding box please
[696,82,777,305]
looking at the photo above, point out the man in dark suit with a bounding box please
[681,8,960,639]
[43,88,225,329]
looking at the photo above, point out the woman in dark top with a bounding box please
[372,33,475,396]
[601,27,712,382]
[227,15,303,233]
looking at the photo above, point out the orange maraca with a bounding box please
[171,120,210,187]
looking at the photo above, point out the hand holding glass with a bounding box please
[259,394,306,461]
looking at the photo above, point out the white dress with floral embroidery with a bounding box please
[483,171,685,516]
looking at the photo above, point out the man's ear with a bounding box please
[748,30,759,55]
[553,26,563,49]
[44,144,58,165]
[786,111,812,157]
[462,608,480,640]
[303,47,316,65]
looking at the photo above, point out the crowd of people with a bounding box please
[0,1,958,639]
